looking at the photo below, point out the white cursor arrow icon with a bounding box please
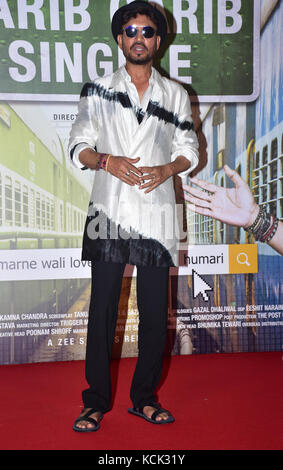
[192,269,213,301]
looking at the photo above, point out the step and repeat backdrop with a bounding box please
[0,0,282,364]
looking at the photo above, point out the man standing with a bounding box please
[69,1,199,432]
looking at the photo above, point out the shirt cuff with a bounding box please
[71,143,93,169]
[171,149,199,178]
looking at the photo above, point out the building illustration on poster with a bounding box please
[0,0,282,365]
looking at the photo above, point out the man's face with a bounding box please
[117,14,161,65]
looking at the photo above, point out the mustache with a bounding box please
[130,42,148,51]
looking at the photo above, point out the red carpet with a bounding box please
[0,352,282,450]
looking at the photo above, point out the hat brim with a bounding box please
[111,1,167,47]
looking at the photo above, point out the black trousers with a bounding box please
[82,261,169,413]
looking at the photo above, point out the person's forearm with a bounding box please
[245,204,283,255]
[267,221,283,255]
[166,156,191,176]
[243,204,260,228]
[79,148,110,170]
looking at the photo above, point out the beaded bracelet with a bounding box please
[253,211,271,240]
[261,215,279,243]
[95,153,111,171]
[95,153,104,171]
[100,154,111,171]
[246,205,265,232]
[244,206,279,242]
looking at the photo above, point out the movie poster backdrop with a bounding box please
[0,0,282,364]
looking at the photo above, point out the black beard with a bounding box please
[126,55,152,65]
[123,40,157,65]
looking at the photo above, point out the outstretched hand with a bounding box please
[183,165,259,228]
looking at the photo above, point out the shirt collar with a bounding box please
[110,65,165,97]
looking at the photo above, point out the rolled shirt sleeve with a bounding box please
[71,142,94,169]
[68,83,99,169]
[170,90,199,178]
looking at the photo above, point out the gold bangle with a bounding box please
[105,154,112,172]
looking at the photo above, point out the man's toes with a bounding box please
[143,406,169,421]
[156,413,169,421]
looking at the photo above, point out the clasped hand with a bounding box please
[107,156,171,193]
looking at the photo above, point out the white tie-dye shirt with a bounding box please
[68,66,199,266]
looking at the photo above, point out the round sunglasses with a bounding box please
[123,25,157,39]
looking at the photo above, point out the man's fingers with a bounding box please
[144,183,158,194]
[120,174,135,186]
[139,179,156,190]
[127,163,144,176]
[139,176,160,192]
[127,172,142,185]
[124,157,144,176]
[122,169,141,185]
[138,173,156,182]
[138,166,150,173]
[124,157,140,163]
